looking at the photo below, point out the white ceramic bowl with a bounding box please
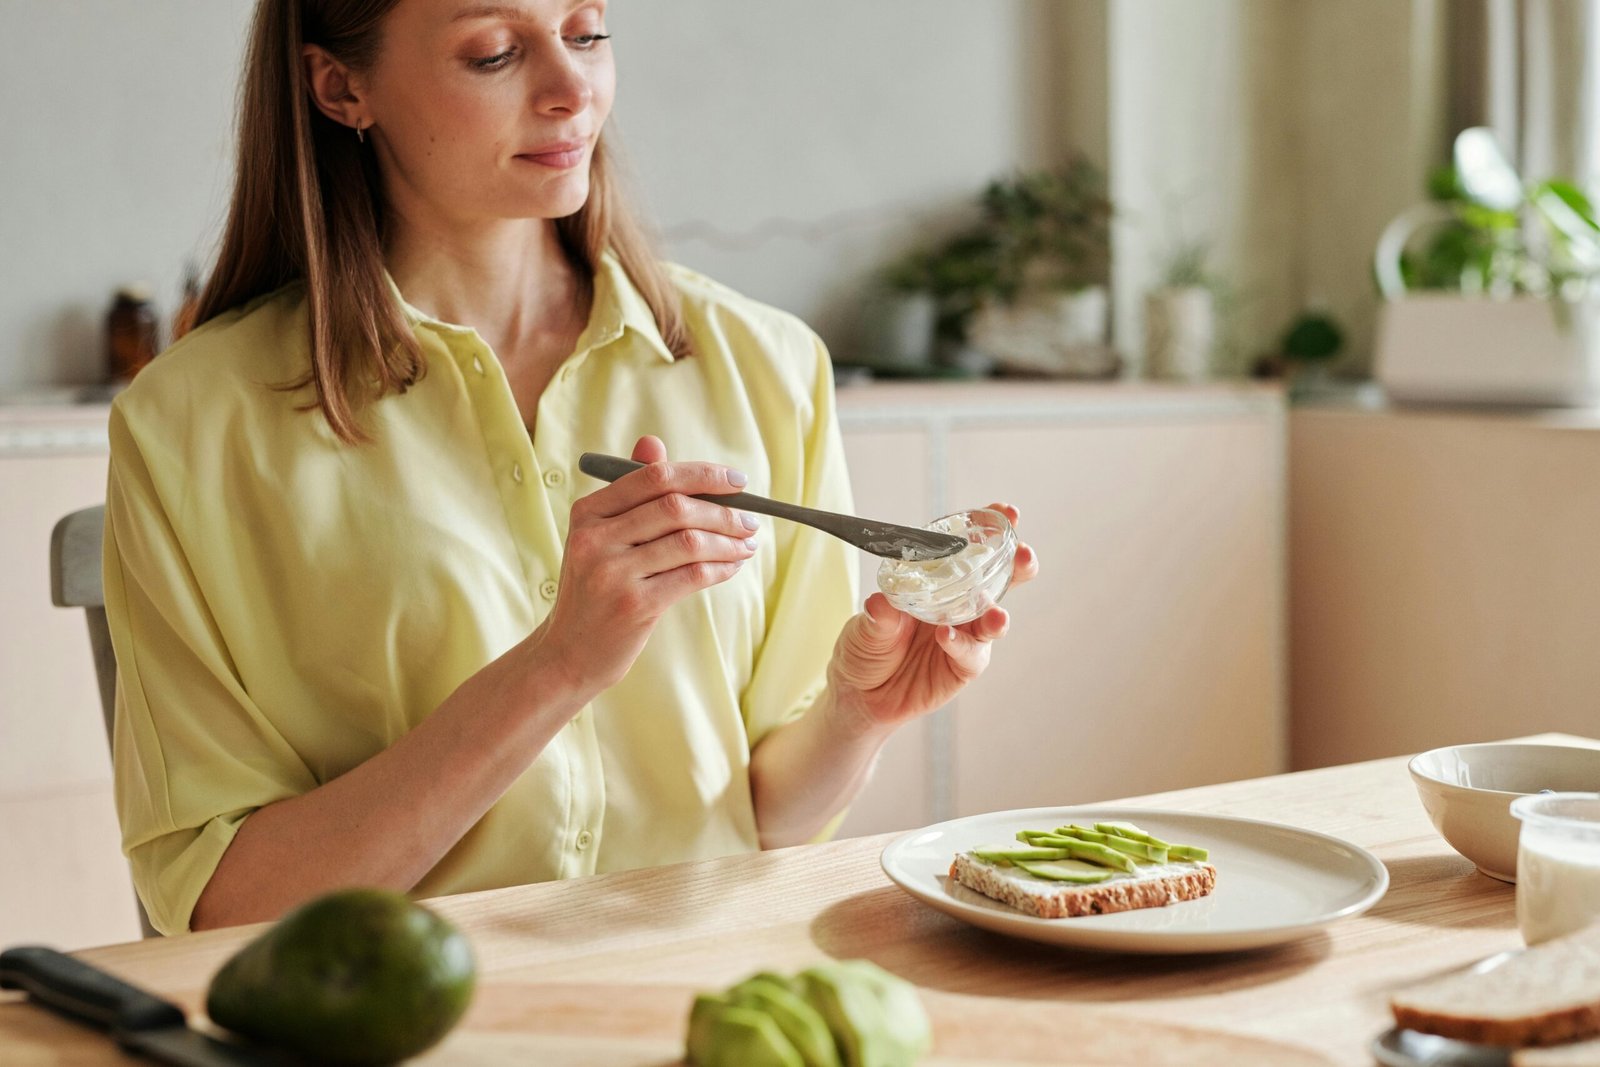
[1408,743,1600,882]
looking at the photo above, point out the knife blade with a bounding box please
[0,945,288,1067]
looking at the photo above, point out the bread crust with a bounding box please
[948,852,1217,919]
[1390,924,1600,1049]
[1391,1004,1600,1049]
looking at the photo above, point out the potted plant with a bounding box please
[1373,126,1600,406]
[1279,311,1344,396]
[1145,240,1221,382]
[863,248,944,372]
[965,159,1116,377]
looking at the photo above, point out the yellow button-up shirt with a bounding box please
[103,254,858,935]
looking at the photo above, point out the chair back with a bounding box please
[50,506,117,740]
[50,505,158,938]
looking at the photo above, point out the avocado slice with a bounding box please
[1091,822,1209,861]
[971,846,1074,864]
[1011,859,1115,883]
[799,961,931,1067]
[688,992,733,1066]
[205,888,475,1066]
[1094,821,1174,850]
[1053,826,1169,863]
[730,976,843,1067]
[701,1004,806,1067]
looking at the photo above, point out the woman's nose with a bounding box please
[530,40,593,115]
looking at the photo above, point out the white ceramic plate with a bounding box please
[880,806,1389,954]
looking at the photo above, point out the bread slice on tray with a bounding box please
[948,849,1217,919]
[1391,924,1600,1048]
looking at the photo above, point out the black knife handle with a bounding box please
[0,945,186,1033]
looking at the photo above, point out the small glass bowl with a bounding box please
[876,508,1017,626]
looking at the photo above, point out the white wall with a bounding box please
[0,1,1055,390]
[0,0,251,388]
[610,2,1055,353]
[1103,0,1299,376]
[1296,0,1447,374]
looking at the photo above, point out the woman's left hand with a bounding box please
[825,502,1040,736]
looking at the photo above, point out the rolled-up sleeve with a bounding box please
[739,330,860,750]
[103,401,314,935]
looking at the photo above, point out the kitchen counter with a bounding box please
[835,376,1283,424]
[0,378,1283,457]
[4,735,1581,1065]
[0,392,113,457]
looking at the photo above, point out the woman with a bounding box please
[104,0,1038,936]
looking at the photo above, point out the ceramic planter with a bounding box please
[967,286,1116,378]
[1144,286,1216,382]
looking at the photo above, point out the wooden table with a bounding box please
[5,737,1581,1066]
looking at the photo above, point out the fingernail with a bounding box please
[744,537,758,551]
[728,469,749,488]
[739,511,759,531]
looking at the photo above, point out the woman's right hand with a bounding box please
[530,435,757,698]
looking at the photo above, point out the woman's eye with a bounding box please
[568,33,611,49]
[468,49,517,71]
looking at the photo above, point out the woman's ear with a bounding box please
[302,44,370,132]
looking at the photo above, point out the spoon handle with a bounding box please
[576,453,964,560]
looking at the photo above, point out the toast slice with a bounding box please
[949,849,1217,919]
[1515,1040,1600,1066]
[1391,924,1600,1047]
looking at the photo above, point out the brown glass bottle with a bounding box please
[107,284,159,382]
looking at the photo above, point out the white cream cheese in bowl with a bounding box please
[876,508,1016,626]
[1513,792,1600,945]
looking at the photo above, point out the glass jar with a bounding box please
[1511,792,1600,945]
[876,508,1017,626]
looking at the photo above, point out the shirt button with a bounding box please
[539,579,559,601]
[512,463,524,484]
[543,469,565,488]
[575,829,594,851]
[471,355,486,375]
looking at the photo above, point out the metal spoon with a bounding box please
[577,452,966,561]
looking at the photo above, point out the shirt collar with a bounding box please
[383,251,675,364]
[579,250,676,364]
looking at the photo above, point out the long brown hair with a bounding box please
[196,0,689,444]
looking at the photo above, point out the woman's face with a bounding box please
[360,0,614,225]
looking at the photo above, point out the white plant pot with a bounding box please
[1374,293,1600,407]
[968,286,1113,377]
[862,291,938,370]
[1144,287,1216,382]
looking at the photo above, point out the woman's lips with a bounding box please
[516,143,587,169]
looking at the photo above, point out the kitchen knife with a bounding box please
[0,945,288,1066]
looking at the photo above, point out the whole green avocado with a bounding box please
[205,888,476,1065]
